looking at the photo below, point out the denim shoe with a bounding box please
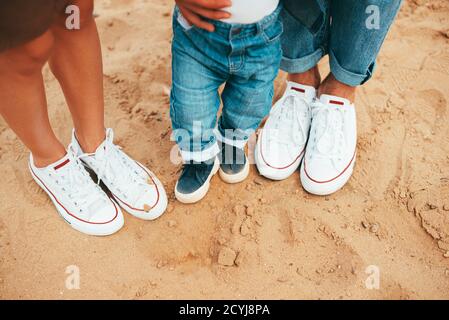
[218,143,250,184]
[175,157,220,204]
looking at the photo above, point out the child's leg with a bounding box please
[217,66,278,179]
[218,53,281,152]
[170,48,223,202]
[218,73,276,146]
[170,33,224,162]
[216,13,283,183]
[170,11,228,203]
[49,0,105,153]
[0,31,66,167]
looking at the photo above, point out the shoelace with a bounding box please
[79,134,147,203]
[310,102,347,168]
[269,94,311,147]
[53,147,106,217]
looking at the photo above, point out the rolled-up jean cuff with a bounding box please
[329,49,373,87]
[214,128,248,149]
[179,142,220,163]
[280,47,324,74]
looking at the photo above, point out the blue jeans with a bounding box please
[281,0,403,86]
[170,6,282,162]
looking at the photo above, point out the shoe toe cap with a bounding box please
[220,162,246,175]
[176,179,201,194]
[303,158,339,182]
[301,157,355,195]
[256,146,302,180]
[88,200,120,224]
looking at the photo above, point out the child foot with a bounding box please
[29,147,124,236]
[219,143,249,184]
[72,128,168,220]
[300,94,357,195]
[175,157,220,204]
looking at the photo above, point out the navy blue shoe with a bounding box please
[219,143,250,184]
[175,157,219,204]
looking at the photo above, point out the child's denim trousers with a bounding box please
[170,5,283,162]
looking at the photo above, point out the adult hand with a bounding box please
[175,0,232,32]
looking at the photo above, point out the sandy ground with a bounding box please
[1,0,449,300]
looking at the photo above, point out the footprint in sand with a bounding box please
[407,180,449,252]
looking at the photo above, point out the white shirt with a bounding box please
[221,0,279,24]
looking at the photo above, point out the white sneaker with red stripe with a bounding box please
[29,148,124,236]
[255,81,316,180]
[300,94,357,195]
[72,128,168,220]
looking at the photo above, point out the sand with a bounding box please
[0,0,448,299]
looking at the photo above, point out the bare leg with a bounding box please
[0,31,66,167]
[49,0,105,153]
[288,66,356,103]
[318,73,356,103]
[287,65,321,89]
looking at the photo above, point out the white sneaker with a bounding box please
[72,128,168,220]
[255,81,316,180]
[300,94,357,195]
[29,148,124,236]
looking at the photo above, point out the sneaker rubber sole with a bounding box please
[218,158,250,184]
[175,157,220,204]
[29,164,124,236]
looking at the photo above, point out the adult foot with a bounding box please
[255,81,316,180]
[318,73,356,103]
[29,147,124,236]
[72,128,168,220]
[300,94,357,195]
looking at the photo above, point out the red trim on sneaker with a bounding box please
[54,159,70,170]
[303,151,356,183]
[29,165,119,225]
[292,87,306,93]
[259,129,305,170]
[110,161,160,213]
[329,100,344,106]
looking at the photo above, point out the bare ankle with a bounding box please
[74,129,106,153]
[318,73,356,103]
[33,149,67,168]
[287,66,321,89]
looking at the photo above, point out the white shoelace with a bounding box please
[310,102,347,168]
[78,134,147,203]
[268,94,311,147]
[52,148,106,217]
